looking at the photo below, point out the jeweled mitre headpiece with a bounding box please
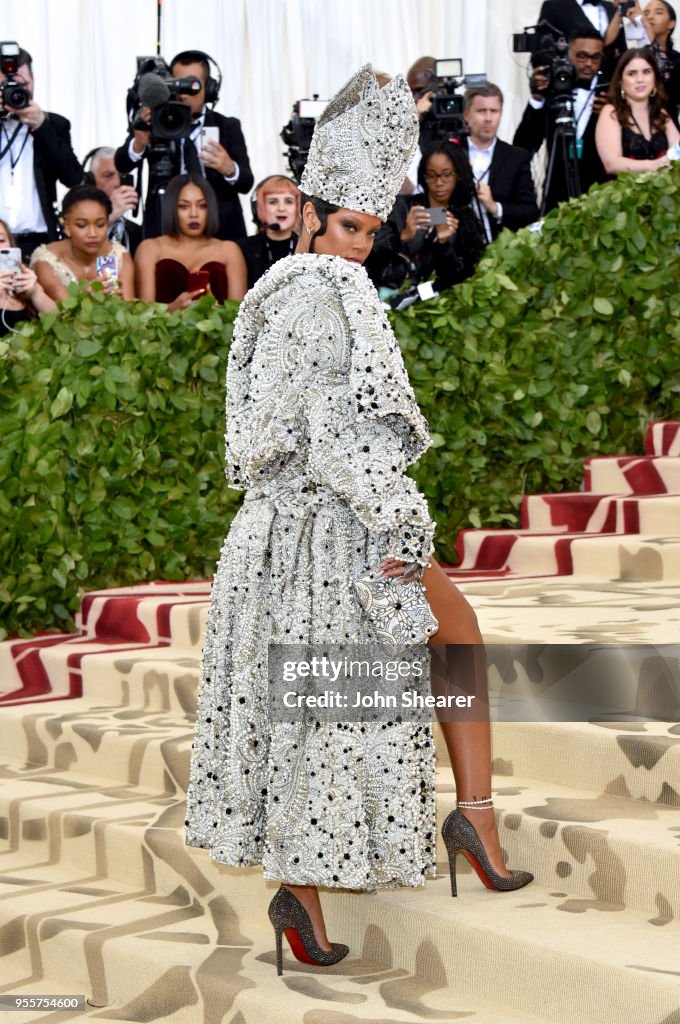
[300,64,418,221]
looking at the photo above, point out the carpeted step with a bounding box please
[455,529,680,579]
[522,493,680,535]
[645,421,680,457]
[584,455,680,495]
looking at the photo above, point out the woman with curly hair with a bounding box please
[596,46,680,174]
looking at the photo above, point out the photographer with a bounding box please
[86,147,142,256]
[538,1,627,53]
[115,50,253,241]
[513,27,610,211]
[0,45,83,262]
[462,84,538,241]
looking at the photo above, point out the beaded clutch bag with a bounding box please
[354,567,439,648]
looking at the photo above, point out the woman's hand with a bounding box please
[167,288,205,312]
[653,153,671,171]
[12,264,39,298]
[400,205,431,242]
[381,558,423,584]
[435,212,459,243]
[0,269,16,295]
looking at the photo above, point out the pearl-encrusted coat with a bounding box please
[185,253,437,888]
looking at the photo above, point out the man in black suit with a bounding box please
[538,0,626,53]
[115,50,253,241]
[0,46,83,261]
[513,27,610,212]
[88,147,143,256]
[462,83,539,242]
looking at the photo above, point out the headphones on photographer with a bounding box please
[171,49,222,106]
[250,174,300,228]
[81,147,106,186]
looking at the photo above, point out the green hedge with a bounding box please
[2,166,679,637]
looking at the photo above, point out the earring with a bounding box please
[305,225,313,236]
[651,86,657,97]
[621,87,626,98]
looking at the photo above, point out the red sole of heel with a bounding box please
[460,849,505,891]
[284,927,325,966]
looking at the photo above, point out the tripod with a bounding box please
[540,96,582,216]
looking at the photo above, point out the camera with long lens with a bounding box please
[420,59,488,145]
[513,25,578,105]
[280,96,328,181]
[0,41,30,117]
[126,56,201,143]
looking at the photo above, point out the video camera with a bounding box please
[126,56,201,143]
[513,24,578,105]
[0,41,30,117]
[420,59,487,145]
[280,96,328,181]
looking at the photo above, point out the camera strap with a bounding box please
[0,119,29,171]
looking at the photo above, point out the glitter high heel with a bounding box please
[441,802,534,896]
[268,887,350,976]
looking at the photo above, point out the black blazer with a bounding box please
[115,108,254,241]
[513,100,606,211]
[470,139,539,239]
[30,112,83,239]
[538,0,625,52]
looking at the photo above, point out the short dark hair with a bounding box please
[568,25,604,45]
[17,47,33,70]
[299,192,340,252]
[61,184,112,219]
[464,82,504,111]
[162,174,219,238]
[170,50,209,80]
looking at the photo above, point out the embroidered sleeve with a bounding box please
[30,245,77,287]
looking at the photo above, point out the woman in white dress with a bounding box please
[185,66,532,977]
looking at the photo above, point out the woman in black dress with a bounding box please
[596,47,680,173]
[236,175,300,289]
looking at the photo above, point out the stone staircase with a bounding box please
[1,421,680,1022]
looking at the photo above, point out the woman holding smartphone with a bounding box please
[31,186,134,302]
[135,175,247,310]
[0,219,56,335]
[374,141,486,296]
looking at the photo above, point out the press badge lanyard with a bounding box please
[0,120,30,172]
[570,85,597,160]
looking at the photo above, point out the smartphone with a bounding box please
[120,173,134,187]
[595,82,611,97]
[187,269,210,295]
[200,126,219,149]
[96,254,118,286]
[426,207,449,226]
[0,247,22,274]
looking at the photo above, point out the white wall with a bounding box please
[2,0,542,225]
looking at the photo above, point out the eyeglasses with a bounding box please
[570,50,603,62]
[423,170,456,182]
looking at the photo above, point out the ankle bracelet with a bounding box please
[457,798,493,809]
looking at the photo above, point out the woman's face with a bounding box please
[176,183,208,237]
[63,201,109,256]
[423,153,457,206]
[263,191,298,235]
[305,205,381,264]
[644,2,675,43]
[621,57,657,102]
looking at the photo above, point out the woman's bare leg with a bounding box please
[422,559,511,877]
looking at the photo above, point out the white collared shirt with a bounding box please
[577,0,610,37]
[127,105,239,183]
[468,137,503,241]
[529,85,596,141]
[0,117,48,233]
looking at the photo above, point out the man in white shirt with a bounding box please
[538,0,627,53]
[462,84,538,242]
[114,50,253,240]
[0,46,82,260]
[513,27,610,211]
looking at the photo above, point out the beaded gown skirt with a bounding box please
[185,488,437,889]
